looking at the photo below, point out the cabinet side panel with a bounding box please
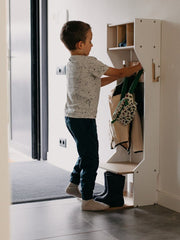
[134,18,161,206]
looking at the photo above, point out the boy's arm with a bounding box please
[104,63,142,78]
[101,76,118,87]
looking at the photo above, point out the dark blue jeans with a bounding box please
[65,117,99,200]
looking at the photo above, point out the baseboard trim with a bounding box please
[158,190,180,213]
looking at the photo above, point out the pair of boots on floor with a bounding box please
[66,171,125,211]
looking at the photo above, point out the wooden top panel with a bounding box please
[108,21,134,27]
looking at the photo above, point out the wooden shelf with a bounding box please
[108,46,134,51]
[100,162,138,175]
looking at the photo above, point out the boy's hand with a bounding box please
[134,62,143,72]
[105,62,143,78]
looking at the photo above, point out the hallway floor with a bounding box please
[11,198,180,240]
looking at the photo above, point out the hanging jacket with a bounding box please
[108,79,144,153]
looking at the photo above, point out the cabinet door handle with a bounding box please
[152,60,160,82]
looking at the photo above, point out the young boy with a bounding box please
[60,21,142,211]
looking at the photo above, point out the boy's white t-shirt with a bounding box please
[65,55,109,119]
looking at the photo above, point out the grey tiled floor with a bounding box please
[11,198,180,240]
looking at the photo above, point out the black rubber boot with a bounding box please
[95,172,125,207]
[93,171,109,198]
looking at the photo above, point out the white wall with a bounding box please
[48,0,180,212]
[0,0,11,238]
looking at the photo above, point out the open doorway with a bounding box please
[8,0,70,204]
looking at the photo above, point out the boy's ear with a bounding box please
[76,41,84,49]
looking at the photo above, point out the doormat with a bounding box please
[10,161,104,204]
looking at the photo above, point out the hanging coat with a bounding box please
[108,80,144,153]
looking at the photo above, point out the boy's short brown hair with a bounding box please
[60,21,91,50]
